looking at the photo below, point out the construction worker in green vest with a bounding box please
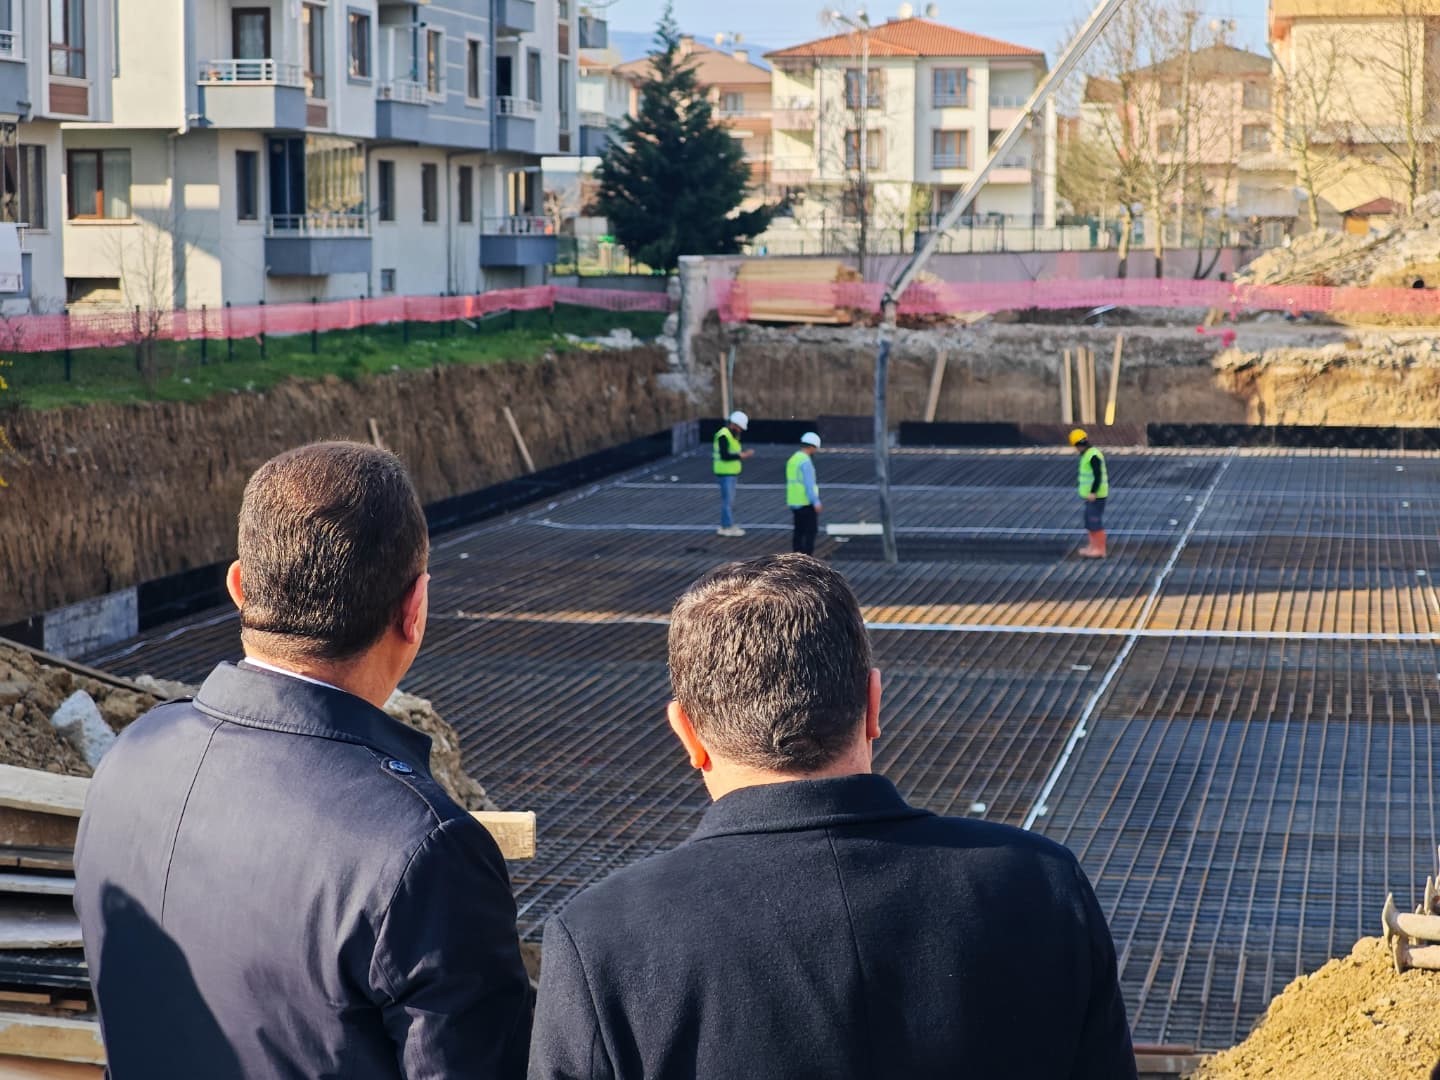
[714,411,754,537]
[1070,429,1108,558]
[786,432,823,555]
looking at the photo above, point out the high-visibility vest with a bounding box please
[786,451,816,507]
[713,428,743,476]
[1078,447,1109,499]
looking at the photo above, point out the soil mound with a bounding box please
[384,689,499,811]
[1190,937,1440,1079]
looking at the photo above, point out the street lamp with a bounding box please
[824,7,870,277]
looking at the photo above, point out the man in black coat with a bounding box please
[529,554,1135,1080]
[75,442,531,1079]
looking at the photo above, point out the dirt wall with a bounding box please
[0,347,691,624]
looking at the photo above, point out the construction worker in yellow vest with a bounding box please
[1070,429,1108,558]
[786,432,823,554]
[714,411,754,537]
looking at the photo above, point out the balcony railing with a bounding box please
[995,155,1030,170]
[267,211,370,237]
[497,95,540,117]
[989,94,1028,109]
[482,215,553,235]
[579,109,610,128]
[931,153,968,169]
[0,30,19,59]
[378,79,427,105]
[932,93,970,108]
[199,59,305,86]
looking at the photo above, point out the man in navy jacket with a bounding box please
[75,442,531,1079]
[529,554,1135,1080]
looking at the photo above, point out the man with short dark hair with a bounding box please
[76,441,531,1080]
[529,554,1136,1080]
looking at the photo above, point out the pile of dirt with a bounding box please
[384,689,499,812]
[1190,937,1440,1079]
[1240,191,1440,289]
[0,643,161,776]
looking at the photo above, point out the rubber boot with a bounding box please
[1078,531,1105,558]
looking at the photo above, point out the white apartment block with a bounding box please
[10,0,590,312]
[763,17,1056,253]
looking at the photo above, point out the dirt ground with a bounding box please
[1189,937,1440,1079]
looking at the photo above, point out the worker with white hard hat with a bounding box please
[786,432,823,555]
[713,410,755,537]
[1069,428,1108,558]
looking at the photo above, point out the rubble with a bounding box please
[384,689,499,812]
[49,691,116,770]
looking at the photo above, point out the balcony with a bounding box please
[198,59,307,130]
[578,13,608,48]
[495,96,539,153]
[265,212,372,276]
[376,80,429,141]
[496,0,536,33]
[989,94,1028,129]
[771,156,814,186]
[990,154,1032,183]
[0,31,24,115]
[580,110,611,156]
[480,216,558,267]
[772,98,815,130]
[931,154,969,171]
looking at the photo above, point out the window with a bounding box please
[721,91,745,115]
[236,150,259,221]
[377,159,394,222]
[558,20,569,55]
[458,165,474,223]
[348,12,371,78]
[66,277,121,305]
[496,54,513,98]
[1243,81,1271,110]
[840,188,873,220]
[467,38,484,100]
[66,149,131,219]
[50,0,86,77]
[1159,82,1180,108]
[559,58,570,130]
[1157,124,1177,152]
[379,268,396,293]
[527,49,542,103]
[932,67,969,107]
[1242,123,1271,152]
[0,130,45,230]
[843,128,883,171]
[303,4,325,98]
[426,29,443,95]
[421,163,438,222]
[931,129,969,169]
[233,8,271,59]
[844,68,883,109]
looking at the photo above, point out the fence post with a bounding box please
[63,306,72,382]
[402,296,409,344]
[225,301,233,363]
[311,296,319,354]
[134,305,143,373]
[259,298,266,360]
[200,304,208,365]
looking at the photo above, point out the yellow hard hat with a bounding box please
[1068,429,1088,446]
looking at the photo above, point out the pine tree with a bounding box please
[594,3,774,272]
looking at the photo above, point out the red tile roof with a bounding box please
[765,17,1042,61]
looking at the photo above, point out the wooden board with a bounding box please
[0,903,82,951]
[471,812,536,860]
[0,854,72,876]
[0,813,76,855]
[0,876,73,900]
[0,1053,104,1078]
[0,769,86,822]
[0,1015,102,1065]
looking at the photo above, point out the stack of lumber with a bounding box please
[736,259,860,325]
[0,765,102,1076]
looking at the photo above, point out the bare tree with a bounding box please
[106,209,183,387]
[1350,0,1439,212]
[1271,28,1345,229]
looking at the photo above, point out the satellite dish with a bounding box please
[924,1,938,15]
[897,1,913,17]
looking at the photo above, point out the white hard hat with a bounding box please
[800,432,821,448]
[728,411,749,430]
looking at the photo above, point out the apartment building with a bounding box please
[53,0,584,310]
[0,0,117,311]
[762,16,1057,253]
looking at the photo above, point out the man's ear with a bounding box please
[864,668,882,742]
[398,573,429,645]
[225,561,245,612]
[667,700,710,771]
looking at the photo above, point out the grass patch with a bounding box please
[7,304,667,410]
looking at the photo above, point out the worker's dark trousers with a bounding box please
[1083,497,1106,532]
[792,506,818,555]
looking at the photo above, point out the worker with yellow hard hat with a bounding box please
[1069,429,1108,558]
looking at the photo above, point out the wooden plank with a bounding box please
[0,992,53,1007]
[502,407,537,475]
[366,417,386,451]
[0,812,76,854]
[471,811,536,860]
[1105,334,1124,426]
[718,348,730,418]
[1060,349,1074,424]
[0,769,85,821]
[4,854,73,876]
[0,1054,104,1078]
[923,349,948,423]
[0,875,74,900]
[0,1015,104,1065]
[0,902,82,950]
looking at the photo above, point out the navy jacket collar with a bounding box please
[195,661,433,770]
[690,774,929,842]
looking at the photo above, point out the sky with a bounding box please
[602,0,1270,61]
